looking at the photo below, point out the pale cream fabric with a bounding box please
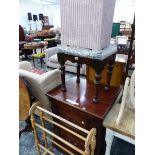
[19,61,61,112]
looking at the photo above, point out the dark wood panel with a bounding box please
[47,77,121,119]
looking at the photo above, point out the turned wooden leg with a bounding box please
[60,64,66,92]
[34,49,37,54]
[58,53,66,92]
[105,129,114,155]
[93,70,102,103]
[40,58,43,68]
[32,57,35,67]
[42,59,45,64]
[105,59,114,90]
[76,63,80,83]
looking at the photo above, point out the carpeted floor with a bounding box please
[19,115,63,155]
[19,57,135,155]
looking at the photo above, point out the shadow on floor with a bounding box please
[111,137,135,155]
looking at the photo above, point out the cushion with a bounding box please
[44,38,52,41]
[31,68,46,75]
[32,52,45,58]
[19,61,32,72]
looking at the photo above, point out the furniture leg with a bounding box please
[32,57,35,67]
[34,49,37,54]
[58,53,66,92]
[105,59,115,90]
[24,53,28,59]
[60,65,66,91]
[93,70,102,103]
[40,58,43,68]
[76,63,80,83]
[42,59,45,64]
[105,128,114,155]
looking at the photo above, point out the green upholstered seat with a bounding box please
[44,38,52,41]
[32,52,45,58]
[32,52,45,68]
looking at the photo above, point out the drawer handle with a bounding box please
[81,121,85,125]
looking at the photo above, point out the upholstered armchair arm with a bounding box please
[19,68,61,112]
[19,61,32,72]
[44,47,59,63]
[39,69,61,93]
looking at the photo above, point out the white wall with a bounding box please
[113,0,135,23]
[19,0,60,31]
[19,0,134,31]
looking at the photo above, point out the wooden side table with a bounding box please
[46,77,122,155]
[57,44,117,103]
[103,100,135,155]
[23,41,48,54]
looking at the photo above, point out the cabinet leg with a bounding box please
[105,129,114,155]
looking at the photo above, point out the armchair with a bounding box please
[19,61,61,112]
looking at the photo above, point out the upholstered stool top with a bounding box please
[57,44,117,60]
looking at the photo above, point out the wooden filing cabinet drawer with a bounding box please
[59,108,87,129]
[60,129,85,151]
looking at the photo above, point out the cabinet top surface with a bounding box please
[46,77,121,120]
[57,44,117,60]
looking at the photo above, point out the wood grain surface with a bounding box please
[103,102,135,139]
[19,78,31,121]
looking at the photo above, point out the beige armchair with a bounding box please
[19,61,61,112]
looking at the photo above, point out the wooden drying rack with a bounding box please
[29,102,97,155]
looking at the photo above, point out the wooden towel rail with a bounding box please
[29,102,96,155]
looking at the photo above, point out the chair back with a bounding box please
[116,70,135,125]
[29,102,96,155]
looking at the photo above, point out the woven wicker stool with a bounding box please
[32,52,45,68]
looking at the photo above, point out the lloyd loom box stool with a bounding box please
[60,0,116,50]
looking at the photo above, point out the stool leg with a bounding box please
[32,57,35,67]
[42,59,45,64]
[40,58,43,68]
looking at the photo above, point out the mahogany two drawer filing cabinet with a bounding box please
[46,77,121,155]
